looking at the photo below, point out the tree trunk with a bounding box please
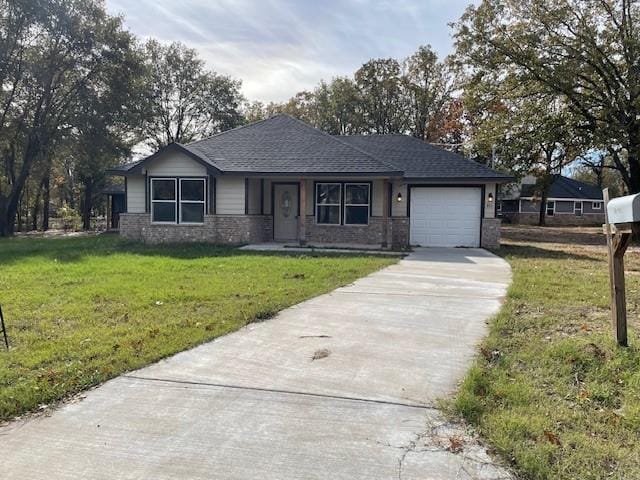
[82,181,93,231]
[628,150,640,194]
[4,135,43,236]
[31,179,43,231]
[0,196,8,236]
[42,174,50,231]
[538,192,547,226]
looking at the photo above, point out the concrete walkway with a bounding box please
[2,248,512,480]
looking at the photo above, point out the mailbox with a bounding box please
[607,193,640,224]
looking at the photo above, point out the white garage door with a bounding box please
[410,187,482,247]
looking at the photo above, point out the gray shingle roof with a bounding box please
[520,175,603,200]
[183,115,400,175]
[111,115,512,181]
[336,134,512,181]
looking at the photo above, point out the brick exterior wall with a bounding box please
[390,217,409,250]
[304,216,384,245]
[121,212,496,249]
[119,213,272,244]
[481,218,501,249]
[302,216,409,250]
[502,212,604,226]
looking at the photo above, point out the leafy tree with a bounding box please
[465,72,583,224]
[73,33,146,230]
[243,100,267,123]
[324,77,364,135]
[0,0,139,236]
[454,0,640,194]
[142,40,244,150]
[572,153,625,197]
[403,45,455,141]
[355,59,408,134]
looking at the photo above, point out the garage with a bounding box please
[409,187,482,247]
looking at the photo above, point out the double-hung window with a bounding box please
[151,178,206,224]
[344,183,370,225]
[592,201,602,210]
[316,183,341,224]
[546,200,555,216]
[151,179,177,223]
[574,201,583,216]
[180,178,205,223]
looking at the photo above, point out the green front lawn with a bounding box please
[0,235,397,422]
[454,227,640,479]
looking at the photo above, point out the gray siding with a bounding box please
[246,178,262,215]
[583,200,603,214]
[484,183,496,218]
[126,175,146,213]
[216,176,245,215]
[145,151,207,177]
[391,181,407,217]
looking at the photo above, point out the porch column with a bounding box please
[298,178,307,245]
[382,179,390,248]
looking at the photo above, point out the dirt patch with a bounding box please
[502,225,606,246]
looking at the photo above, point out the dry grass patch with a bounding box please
[453,225,640,480]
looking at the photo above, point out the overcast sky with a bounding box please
[105,0,475,103]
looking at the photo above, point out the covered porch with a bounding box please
[245,176,406,249]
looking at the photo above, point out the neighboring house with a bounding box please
[498,174,604,225]
[108,115,511,249]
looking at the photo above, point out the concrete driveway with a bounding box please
[2,248,512,479]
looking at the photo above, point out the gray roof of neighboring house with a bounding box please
[520,175,603,200]
[336,134,512,181]
[110,114,511,181]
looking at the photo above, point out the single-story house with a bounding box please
[499,174,604,225]
[108,115,511,249]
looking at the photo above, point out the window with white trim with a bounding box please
[546,200,555,216]
[344,183,370,225]
[592,201,602,210]
[316,183,341,224]
[151,178,177,223]
[180,178,205,223]
[574,201,583,216]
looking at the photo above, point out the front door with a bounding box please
[273,184,299,241]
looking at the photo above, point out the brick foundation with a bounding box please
[390,217,409,250]
[502,212,604,226]
[302,216,410,250]
[119,213,272,244]
[481,218,501,249]
[304,216,383,245]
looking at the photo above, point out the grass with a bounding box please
[0,234,397,423]
[453,226,640,480]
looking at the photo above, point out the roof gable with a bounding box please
[520,175,603,200]
[125,143,220,175]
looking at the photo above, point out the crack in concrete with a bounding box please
[123,374,437,411]
[390,414,513,480]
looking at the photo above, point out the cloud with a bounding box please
[105,0,475,102]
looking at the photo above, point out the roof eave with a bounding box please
[219,170,404,177]
[128,143,221,175]
[105,168,130,176]
[404,176,514,184]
